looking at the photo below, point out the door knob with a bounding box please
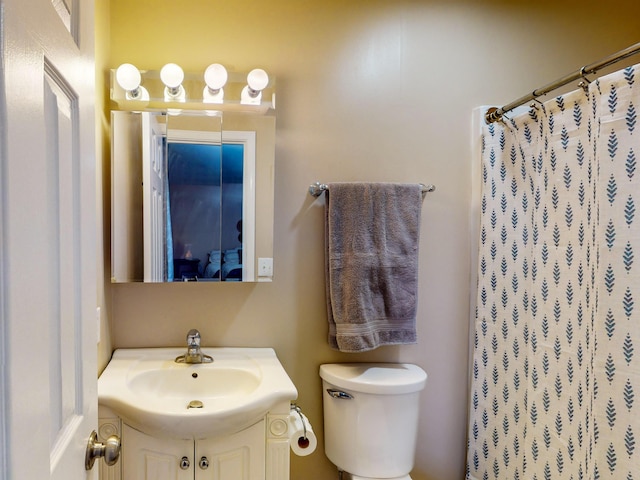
[85,430,121,470]
[199,456,210,469]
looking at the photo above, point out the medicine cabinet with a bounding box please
[110,67,275,282]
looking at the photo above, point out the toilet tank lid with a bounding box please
[319,363,427,394]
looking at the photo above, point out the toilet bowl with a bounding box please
[320,363,427,480]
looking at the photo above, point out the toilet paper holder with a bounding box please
[291,404,307,440]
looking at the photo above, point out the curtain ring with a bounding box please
[529,98,544,110]
[578,66,592,93]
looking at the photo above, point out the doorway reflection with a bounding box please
[167,142,244,281]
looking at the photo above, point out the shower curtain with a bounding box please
[466,64,640,479]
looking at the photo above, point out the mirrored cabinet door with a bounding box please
[111,110,274,283]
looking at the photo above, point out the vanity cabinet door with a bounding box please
[195,420,266,480]
[123,424,194,480]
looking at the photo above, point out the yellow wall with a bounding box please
[95,0,113,377]
[98,1,640,479]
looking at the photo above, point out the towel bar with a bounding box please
[308,182,435,197]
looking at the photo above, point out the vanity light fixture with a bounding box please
[112,64,273,108]
[203,63,228,103]
[241,68,269,105]
[115,63,149,101]
[160,63,186,102]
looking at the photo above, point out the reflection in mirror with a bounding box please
[167,142,224,281]
[165,113,222,282]
[111,110,271,283]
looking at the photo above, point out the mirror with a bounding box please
[111,109,275,282]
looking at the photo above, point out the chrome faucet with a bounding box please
[175,329,213,364]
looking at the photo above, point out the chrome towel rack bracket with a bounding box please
[308,181,435,198]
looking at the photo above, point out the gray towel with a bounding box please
[324,182,422,352]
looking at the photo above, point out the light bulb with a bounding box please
[115,63,148,101]
[247,68,269,94]
[115,63,141,91]
[160,63,185,101]
[204,64,228,92]
[160,63,184,89]
[241,68,269,105]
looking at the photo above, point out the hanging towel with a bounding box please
[324,182,423,352]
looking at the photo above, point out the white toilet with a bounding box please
[320,363,427,480]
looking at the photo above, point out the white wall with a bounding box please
[99,1,640,478]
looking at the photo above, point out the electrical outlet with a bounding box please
[258,257,273,277]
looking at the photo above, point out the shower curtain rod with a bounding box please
[308,182,436,197]
[485,41,640,124]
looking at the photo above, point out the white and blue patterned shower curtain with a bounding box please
[466,64,640,480]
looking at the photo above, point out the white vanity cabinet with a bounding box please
[122,424,192,480]
[97,348,298,480]
[98,410,292,480]
[123,421,265,480]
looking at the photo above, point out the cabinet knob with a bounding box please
[199,456,210,469]
[180,456,190,470]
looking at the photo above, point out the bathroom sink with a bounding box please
[128,366,261,398]
[98,347,298,439]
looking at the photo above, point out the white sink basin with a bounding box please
[98,348,298,439]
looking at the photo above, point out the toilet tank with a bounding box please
[320,363,427,478]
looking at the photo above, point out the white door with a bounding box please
[142,113,166,282]
[1,0,97,479]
